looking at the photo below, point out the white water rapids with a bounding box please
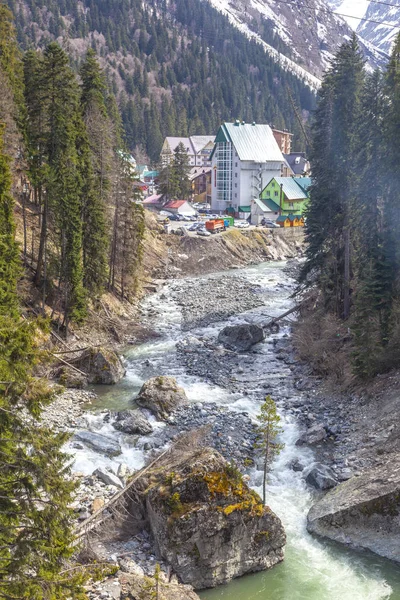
[65,261,400,599]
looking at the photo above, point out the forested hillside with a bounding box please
[7,0,316,161]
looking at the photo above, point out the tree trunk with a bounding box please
[34,194,47,287]
[343,216,351,320]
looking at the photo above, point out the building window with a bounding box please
[274,191,278,197]
[235,173,237,177]
[235,162,238,167]
[235,193,237,198]
[235,183,237,188]
[289,202,294,208]
[266,191,270,197]
[272,182,275,187]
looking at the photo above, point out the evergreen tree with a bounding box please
[0,123,85,599]
[42,42,86,328]
[300,35,365,319]
[256,396,283,505]
[157,142,191,199]
[171,142,191,199]
[79,49,110,297]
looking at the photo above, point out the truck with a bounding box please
[205,219,226,234]
[223,216,234,228]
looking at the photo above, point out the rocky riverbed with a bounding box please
[40,262,400,598]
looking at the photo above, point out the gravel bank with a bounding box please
[170,274,264,329]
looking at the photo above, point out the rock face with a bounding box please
[136,376,187,420]
[113,409,153,435]
[119,572,200,600]
[307,459,400,563]
[79,347,125,385]
[218,323,265,352]
[74,430,122,457]
[304,463,337,490]
[145,447,285,589]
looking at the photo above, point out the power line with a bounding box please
[269,0,400,30]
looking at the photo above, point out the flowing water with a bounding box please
[67,261,400,600]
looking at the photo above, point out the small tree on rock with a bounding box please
[256,395,284,504]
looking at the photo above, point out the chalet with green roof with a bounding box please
[261,177,310,216]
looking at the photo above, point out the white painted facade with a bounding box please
[211,122,286,214]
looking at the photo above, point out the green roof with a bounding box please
[263,177,308,200]
[262,198,280,212]
[276,215,290,223]
[287,214,303,221]
[292,177,312,192]
[238,205,251,212]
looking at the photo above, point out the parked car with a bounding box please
[235,220,250,228]
[197,229,211,237]
[261,219,280,228]
[189,223,201,231]
[167,214,181,221]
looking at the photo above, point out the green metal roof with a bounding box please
[292,177,312,192]
[264,177,308,201]
[262,198,280,212]
[276,215,290,223]
[287,214,303,221]
[238,205,251,212]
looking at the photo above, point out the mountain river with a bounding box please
[66,261,400,600]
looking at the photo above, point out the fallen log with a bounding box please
[51,353,87,377]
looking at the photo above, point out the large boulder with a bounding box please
[113,409,153,435]
[135,376,187,420]
[78,347,125,385]
[73,430,122,457]
[296,424,327,446]
[303,463,337,490]
[119,571,200,600]
[93,467,124,489]
[218,323,265,352]
[145,447,285,589]
[307,458,400,562]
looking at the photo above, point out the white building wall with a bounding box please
[211,146,283,213]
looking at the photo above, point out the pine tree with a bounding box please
[0,123,86,599]
[300,35,365,319]
[79,49,110,297]
[352,71,392,376]
[256,396,284,505]
[171,142,192,199]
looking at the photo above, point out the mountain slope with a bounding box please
[329,0,400,53]
[7,0,317,160]
[205,0,388,81]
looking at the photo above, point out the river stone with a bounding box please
[78,347,125,385]
[307,458,400,563]
[296,424,327,446]
[93,467,124,489]
[217,323,265,352]
[135,376,187,420]
[56,366,88,389]
[144,447,285,589]
[113,409,153,435]
[303,463,337,490]
[74,430,122,457]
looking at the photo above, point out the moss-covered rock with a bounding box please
[144,447,285,589]
[307,457,400,562]
[135,376,187,420]
[78,347,125,385]
[56,365,88,389]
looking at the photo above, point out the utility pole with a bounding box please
[286,85,311,151]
